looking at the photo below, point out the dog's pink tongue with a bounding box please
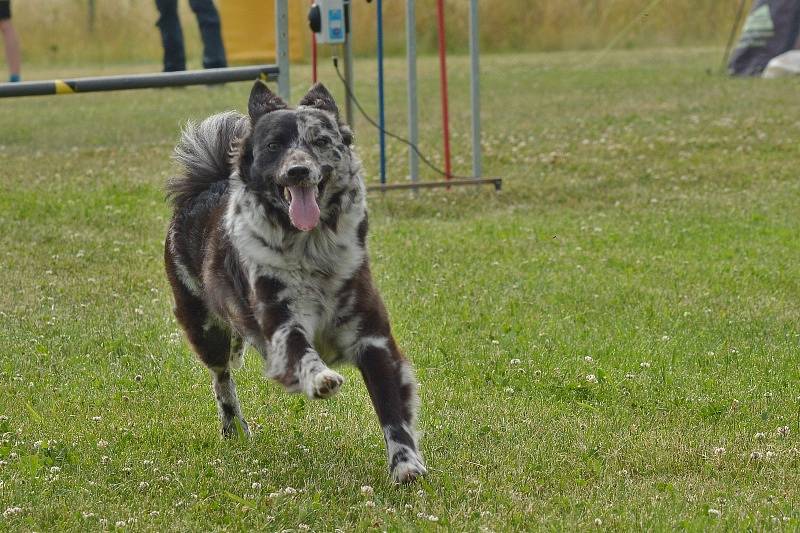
[288,186,320,231]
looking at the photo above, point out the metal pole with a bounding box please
[275,0,290,101]
[406,0,419,189]
[88,0,96,33]
[343,0,355,127]
[376,0,387,185]
[469,0,482,179]
[0,65,279,98]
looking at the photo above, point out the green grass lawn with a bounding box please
[1,48,800,531]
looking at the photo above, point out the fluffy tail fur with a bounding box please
[166,111,249,207]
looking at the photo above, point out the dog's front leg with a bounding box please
[345,317,427,483]
[264,324,344,398]
[253,277,343,398]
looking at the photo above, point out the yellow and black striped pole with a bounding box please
[0,65,279,98]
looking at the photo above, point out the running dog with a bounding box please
[164,81,426,483]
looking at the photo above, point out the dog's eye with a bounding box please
[267,142,281,152]
[313,137,330,148]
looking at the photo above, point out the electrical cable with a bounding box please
[332,56,479,181]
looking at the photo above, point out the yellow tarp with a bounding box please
[219,1,306,64]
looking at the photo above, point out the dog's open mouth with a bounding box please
[283,185,320,232]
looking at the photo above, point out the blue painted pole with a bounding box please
[376,0,387,185]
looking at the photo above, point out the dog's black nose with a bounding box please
[287,166,310,181]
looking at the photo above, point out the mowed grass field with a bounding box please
[1,48,800,530]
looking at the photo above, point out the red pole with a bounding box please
[311,0,318,83]
[436,0,452,181]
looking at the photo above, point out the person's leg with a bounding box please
[0,8,22,82]
[155,0,186,71]
[188,0,227,69]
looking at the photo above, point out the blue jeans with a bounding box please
[155,0,227,71]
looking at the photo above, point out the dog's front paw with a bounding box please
[308,368,344,399]
[390,449,427,484]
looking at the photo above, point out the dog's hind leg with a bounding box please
[229,332,245,370]
[166,250,250,438]
[209,365,250,438]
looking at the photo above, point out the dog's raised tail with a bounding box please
[167,111,249,207]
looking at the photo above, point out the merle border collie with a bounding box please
[163,81,426,483]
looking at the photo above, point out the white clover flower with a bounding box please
[97,439,109,448]
[640,362,651,369]
[708,508,721,518]
[586,374,598,384]
[3,507,23,518]
[92,416,102,422]
[138,482,149,491]
[584,356,594,363]
[750,451,763,461]
[100,456,110,465]
[283,486,297,495]
[427,515,439,522]
[149,511,159,517]
[754,432,766,441]
[777,426,790,438]
[115,520,127,528]
[33,440,43,449]
[251,482,262,490]
[298,525,310,531]
[81,512,95,519]
[625,373,635,379]
[509,358,521,365]
[268,492,281,499]
[713,447,726,456]
[50,466,61,474]
[766,451,776,460]
[9,453,17,459]
[594,518,603,526]
[365,500,375,508]
[360,485,374,495]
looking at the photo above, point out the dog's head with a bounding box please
[236,81,355,232]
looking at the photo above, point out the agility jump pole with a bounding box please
[406,0,420,191]
[436,0,452,182]
[468,0,482,179]
[366,0,499,194]
[376,0,387,185]
[0,65,280,98]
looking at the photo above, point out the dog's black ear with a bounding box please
[299,83,339,116]
[248,80,287,122]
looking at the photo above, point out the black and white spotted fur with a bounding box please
[164,82,426,483]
